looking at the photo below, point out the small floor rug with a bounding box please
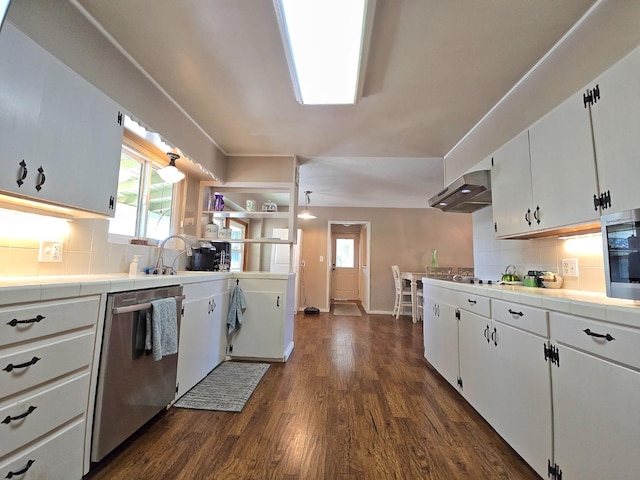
[174,361,269,412]
[333,302,362,316]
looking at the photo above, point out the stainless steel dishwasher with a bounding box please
[92,285,184,462]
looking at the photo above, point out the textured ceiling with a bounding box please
[74,0,596,208]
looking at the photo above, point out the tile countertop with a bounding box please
[0,271,295,306]
[423,277,640,329]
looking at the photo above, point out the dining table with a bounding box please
[400,271,424,323]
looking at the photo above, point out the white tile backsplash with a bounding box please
[473,206,605,292]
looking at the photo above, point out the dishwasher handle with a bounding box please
[112,295,186,315]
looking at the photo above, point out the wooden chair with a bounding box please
[391,265,412,319]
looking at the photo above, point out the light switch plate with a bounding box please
[39,240,63,262]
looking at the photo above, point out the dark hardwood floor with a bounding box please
[85,311,540,480]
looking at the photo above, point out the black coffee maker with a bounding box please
[188,241,230,271]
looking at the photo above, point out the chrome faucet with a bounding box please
[155,234,193,274]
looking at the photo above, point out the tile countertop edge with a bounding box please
[0,272,234,306]
[0,272,295,306]
[422,278,640,328]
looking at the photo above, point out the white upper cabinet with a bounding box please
[589,44,640,215]
[490,130,533,237]
[528,89,600,230]
[0,23,123,216]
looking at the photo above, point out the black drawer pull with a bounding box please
[5,459,35,478]
[7,315,45,327]
[508,309,524,317]
[3,356,40,372]
[467,299,477,305]
[583,328,615,341]
[16,160,28,187]
[2,406,37,425]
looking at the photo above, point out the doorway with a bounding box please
[327,222,371,310]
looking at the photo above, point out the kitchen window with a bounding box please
[109,131,181,241]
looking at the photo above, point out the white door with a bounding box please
[491,322,552,479]
[331,233,359,300]
[458,311,496,424]
[529,91,599,230]
[490,131,534,237]
[552,344,640,480]
[591,45,640,215]
[422,296,459,389]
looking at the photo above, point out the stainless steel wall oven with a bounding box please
[602,209,640,300]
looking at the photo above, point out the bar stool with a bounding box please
[391,265,412,319]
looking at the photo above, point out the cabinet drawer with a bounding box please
[183,280,227,303]
[551,312,640,370]
[0,296,100,348]
[492,299,548,337]
[0,372,89,459]
[456,291,491,318]
[0,332,94,400]
[0,418,84,480]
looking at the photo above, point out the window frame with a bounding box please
[108,130,184,243]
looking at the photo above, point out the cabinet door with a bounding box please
[552,344,640,479]
[490,130,534,237]
[0,22,122,215]
[422,299,459,389]
[458,311,496,424]
[529,91,599,230]
[590,45,640,215]
[492,322,552,479]
[230,290,284,360]
[177,296,217,398]
[0,23,46,197]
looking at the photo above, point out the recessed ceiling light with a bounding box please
[274,0,376,105]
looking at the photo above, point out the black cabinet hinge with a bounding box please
[117,111,123,125]
[593,190,612,211]
[455,308,460,320]
[494,222,498,233]
[457,377,463,390]
[109,195,115,210]
[548,460,562,479]
[491,157,494,167]
[181,306,185,316]
[176,383,179,393]
[229,344,233,353]
[583,84,600,108]
[544,344,560,366]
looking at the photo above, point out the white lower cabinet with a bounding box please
[422,285,459,389]
[177,280,229,398]
[229,276,295,361]
[0,418,85,480]
[550,312,640,479]
[0,295,100,479]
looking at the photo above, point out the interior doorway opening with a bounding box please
[327,221,371,312]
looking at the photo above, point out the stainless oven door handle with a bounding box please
[111,295,185,315]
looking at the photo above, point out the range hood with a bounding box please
[429,170,492,214]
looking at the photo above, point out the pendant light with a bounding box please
[298,190,317,219]
[158,148,185,184]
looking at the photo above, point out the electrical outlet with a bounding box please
[561,258,579,277]
[39,240,63,262]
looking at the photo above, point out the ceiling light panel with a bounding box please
[275,0,373,105]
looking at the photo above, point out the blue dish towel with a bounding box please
[227,285,247,336]
[145,297,178,361]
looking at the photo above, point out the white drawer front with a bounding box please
[182,280,227,303]
[0,332,94,400]
[551,312,640,370]
[0,296,99,348]
[0,373,89,459]
[456,291,491,318]
[492,299,548,337]
[0,419,84,480]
